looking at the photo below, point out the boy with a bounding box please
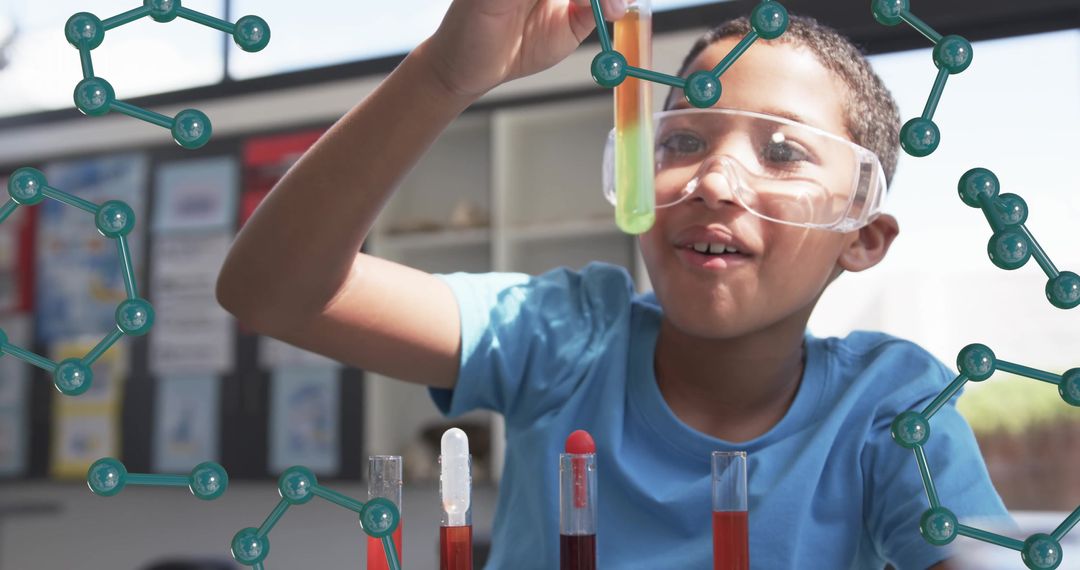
[216,0,1009,567]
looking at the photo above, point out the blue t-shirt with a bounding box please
[430,263,1009,569]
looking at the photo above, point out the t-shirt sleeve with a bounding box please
[863,351,1012,570]
[428,263,633,427]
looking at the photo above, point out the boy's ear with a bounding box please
[837,213,899,272]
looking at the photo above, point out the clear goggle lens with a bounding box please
[603,109,887,231]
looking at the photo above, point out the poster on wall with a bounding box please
[36,153,148,344]
[153,375,220,473]
[0,316,31,477]
[148,156,238,375]
[269,367,340,475]
[49,338,125,479]
[240,128,324,227]
[0,173,34,313]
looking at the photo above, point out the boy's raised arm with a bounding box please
[216,0,625,389]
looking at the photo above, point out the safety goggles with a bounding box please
[602,108,888,232]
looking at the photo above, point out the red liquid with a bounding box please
[440,525,473,570]
[560,533,597,570]
[366,526,403,570]
[712,510,749,570]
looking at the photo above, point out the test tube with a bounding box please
[367,455,403,570]
[560,430,597,570]
[712,451,749,570]
[613,0,655,235]
[440,428,472,570]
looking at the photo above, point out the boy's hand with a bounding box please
[420,0,627,99]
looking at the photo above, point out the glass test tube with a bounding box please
[440,428,473,570]
[712,451,749,570]
[613,0,656,234]
[367,455,403,570]
[559,453,597,570]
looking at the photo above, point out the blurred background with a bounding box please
[0,0,1077,568]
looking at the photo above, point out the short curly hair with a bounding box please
[668,15,902,186]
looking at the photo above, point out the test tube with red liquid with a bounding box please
[440,428,472,570]
[712,451,749,570]
[560,430,597,570]
[367,455,403,570]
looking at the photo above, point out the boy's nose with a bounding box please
[685,157,740,210]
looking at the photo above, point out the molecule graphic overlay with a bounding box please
[0,167,154,396]
[87,457,229,500]
[891,344,1080,570]
[588,0,788,107]
[958,168,1080,310]
[871,0,973,158]
[65,0,271,149]
[229,466,402,570]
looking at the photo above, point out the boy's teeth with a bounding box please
[693,242,709,253]
[691,242,740,255]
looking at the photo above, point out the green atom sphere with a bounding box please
[871,0,909,26]
[116,298,155,336]
[96,200,135,237]
[1060,369,1080,406]
[890,411,930,449]
[957,343,995,381]
[591,51,628,88]
[685,71,721,108]
[8,167,47,206]
[189,462,229,500]
[74,77,115,117]
[172,109,212,149]
[65,12,105,50]
[1022,534,1062,570]
[1046,272,1080,310]
[958,167,1000,207]
[360,497,400,539]
[278,466,317,505]
[900,117,939,157]
[87,457,127,497]
[231,527,269,565]
[987,229,1031,271]
[750,2,788,40]
[919,507,958,546]
[992,193,1027,227]
[234,15,271,52]
[145,0,180,23]
[54,358,93,396]
[933,35,973,74]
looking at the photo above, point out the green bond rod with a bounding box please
[921,374,967,419]
[899,10,943,44]
[311,485,366,514]
[711,31,759,77]
[109,101,173,129]
[116,237,138,299]
[1019,225,1059,277]
[79,48,94,79]
[42,187,99,214]
[957,524,1025,550]
[913,446,941,508]
[256,498,290,538]
[921,68,948,121]
[978,195,1004,234]
[3,343,57,372]
[252,563,264,570]
[588,0,613,53]
[381,536,402,570]
[103,6,150,30]
[127,473,188,487]
[177,7,235,34]
[626,66,685,89]
[1052,505,1080,542]
[0,200,18,224]
[997,361,1060,385]
[84,329,124,366]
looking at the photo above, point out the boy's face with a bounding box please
[641,38,896,339]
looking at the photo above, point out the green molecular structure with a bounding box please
[891,344,1080,570]
[229,466,402,570]
[65,0,271,149]
[956,168,1080,310]
[0,167,154,396]
[871,0,973,157]
[87,457,229,500]
[588,0,788,107]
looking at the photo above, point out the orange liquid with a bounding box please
[614,7,651,127]
[712,510,749,570]
[366,525,403,570]
[440,525,472,570]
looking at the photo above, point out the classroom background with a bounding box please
[0,0,1077,568]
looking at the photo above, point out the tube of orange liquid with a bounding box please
[613,0,655,234]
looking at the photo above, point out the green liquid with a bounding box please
[614,121,655,234]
